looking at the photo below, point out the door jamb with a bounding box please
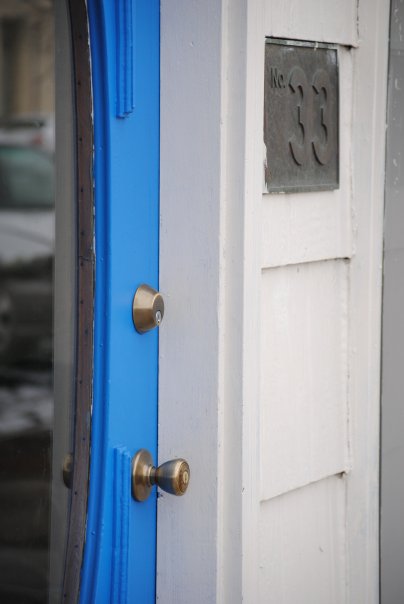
[62,0,94,600]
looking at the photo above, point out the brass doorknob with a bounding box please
[132,449,190,502]
[132,284,164,333]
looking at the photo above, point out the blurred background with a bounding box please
[0,1,55,602]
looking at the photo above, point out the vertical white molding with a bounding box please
[217,0,246,600]
[216,0,266,600]
[217,0,263,601]
[160,1,265,600]
[347,0,390,601]
[240,2,265,602]
[159,2,222,602]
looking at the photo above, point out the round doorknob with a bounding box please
[132,449,190,502]
[132,284,164,333]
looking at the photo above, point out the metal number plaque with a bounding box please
[264,39,339,193]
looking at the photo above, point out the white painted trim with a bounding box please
[346,0,390,600]
[239,2,266,602]
[263,0,358,47]
[158,2,223,601]
[217,0,246,600]
[158,0,390,601]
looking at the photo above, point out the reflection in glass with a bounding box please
[0,146,55,209]
[0,1,70,601]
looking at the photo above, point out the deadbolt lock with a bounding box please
[132,284,164,333]
[132,449,190,502]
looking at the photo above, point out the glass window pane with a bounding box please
[0,1,76,601]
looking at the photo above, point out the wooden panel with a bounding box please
[158,2,222,602]
[264,0,358,46]
[259,475,346,604]
[345,0,390,601]
[261,47,353,269]
[260,259,349,500]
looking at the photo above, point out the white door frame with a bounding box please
[158,1,390,601]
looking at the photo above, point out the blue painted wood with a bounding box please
[111,447,131,603]
[116,0,135,117]
[80,1,160,602]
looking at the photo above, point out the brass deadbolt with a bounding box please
[132,284,164,333]
[132,449,190,502]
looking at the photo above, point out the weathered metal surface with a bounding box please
[264,39,339,193]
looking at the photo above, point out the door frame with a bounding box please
[60,0,94,600]
[158,0,390,601]
[79,1,160,602]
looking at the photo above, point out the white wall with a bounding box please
[159,1,390,602]
[158,2,222,601]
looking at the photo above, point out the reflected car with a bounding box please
[0,145,54,365]
[0,115,55,154]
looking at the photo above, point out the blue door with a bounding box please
[80,1,160,601]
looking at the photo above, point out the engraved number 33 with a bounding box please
[288,67,333,167]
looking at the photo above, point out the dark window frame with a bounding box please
[62,0,94,600]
